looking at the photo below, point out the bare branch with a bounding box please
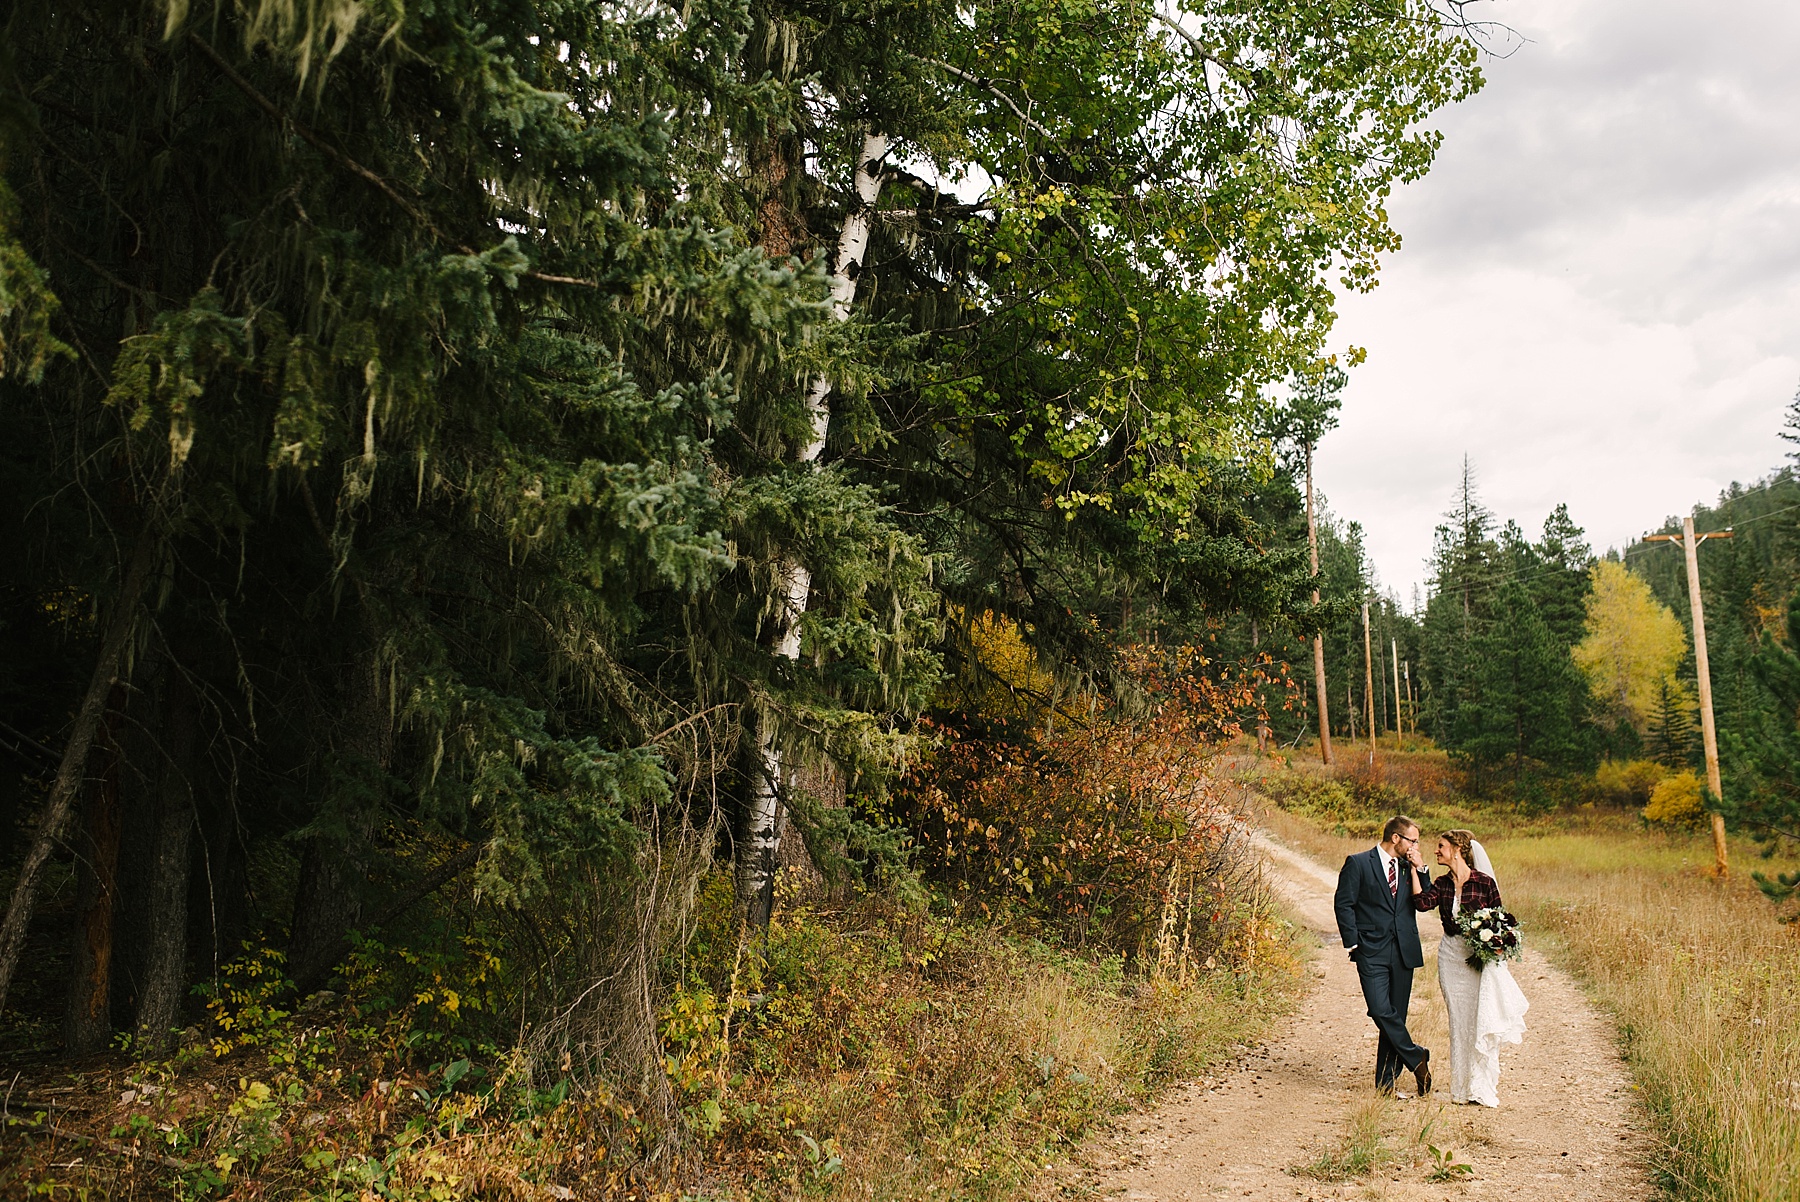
[922,58,1058,142]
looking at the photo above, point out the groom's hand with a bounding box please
[1346,945,1358,962]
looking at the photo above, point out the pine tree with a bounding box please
[1779,380,1800,463]
[1452,581,1588,782]
[0,0,1493,1034]
[1419,461,1496,743]
[1646,678,1697,770]
[1267,362,1346,761]
[1725,588,1800,914]
[1419,480,1596,783]
[1533,503,1593,648]
[0,0,941,1016]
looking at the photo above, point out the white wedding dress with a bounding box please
[1436,841,1530,1106]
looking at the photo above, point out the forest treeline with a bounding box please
[1267,440,1800,914]
[0,0,1488,1173]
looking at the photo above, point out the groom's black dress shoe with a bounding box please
[1413,1052,1433,1097]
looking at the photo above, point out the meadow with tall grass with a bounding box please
[1246,747,1800,1202]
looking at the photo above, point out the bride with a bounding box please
[1406,829,1529,1106]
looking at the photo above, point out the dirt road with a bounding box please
[1081,833,1656,1201]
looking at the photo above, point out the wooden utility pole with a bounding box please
[1306,442,1333,765]
[1644,517,1734,876]
[1361,601,1377,762]
[1391,637,1403,747]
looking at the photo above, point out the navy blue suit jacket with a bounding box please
[1333,847,1428,969]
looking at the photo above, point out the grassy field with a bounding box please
[1243,747,1800,1202]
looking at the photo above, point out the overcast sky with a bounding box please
[1320,0,1800,603]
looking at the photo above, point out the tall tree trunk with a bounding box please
[288,840,366,990]
[194,796,250,986]
[738,132,888,925]
[134,671,198,1053]
[61,688,126,1054]
[288,648,388,990]
[0,520,158,1016]
[1305,443,1334,766]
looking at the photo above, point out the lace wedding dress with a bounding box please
[1437,841,1530,1106]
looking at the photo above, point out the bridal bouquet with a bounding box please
[1455,906,1522,969]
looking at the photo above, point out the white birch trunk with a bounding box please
[739,133,888,924]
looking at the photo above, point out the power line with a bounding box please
[1719,499,1800,532]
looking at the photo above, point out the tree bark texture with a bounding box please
[0,520,158,1016]
[193,804,250,982]
[61,688,126,1054]
[288,648,389,990]
[738,132,888,924]
[134,671,198,1053]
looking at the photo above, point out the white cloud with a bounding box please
[1322,0,1800,599]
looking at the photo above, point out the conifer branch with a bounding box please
[187,34,600,289]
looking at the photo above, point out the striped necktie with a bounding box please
[1388,857,1398,897]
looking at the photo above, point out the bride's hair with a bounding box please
[1440,828,1476,866]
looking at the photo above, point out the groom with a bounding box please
[1333,814,1432,1097]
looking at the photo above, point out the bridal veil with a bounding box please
[1463,838,1529,1103]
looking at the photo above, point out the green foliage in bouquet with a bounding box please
[1454,905,1521,971]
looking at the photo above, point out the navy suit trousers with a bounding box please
[1355,949,1425,1085]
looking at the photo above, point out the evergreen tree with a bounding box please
[1419,460,1496,744]
[0,0,941,1021]
[1451,580,1589,781]
[1419,471,1593,779]
[0,0,1490,1047]
[1533,503,1593,648]
[1724,588,1800,914]
[1646,678,1697,770]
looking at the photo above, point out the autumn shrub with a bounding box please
[8,631,1308,1202]
[1372,749,1462,804]
[1591,758,1669,808]
[1644,770,1707,827]
[889,645,1261,960]
[1333,759,1426,816]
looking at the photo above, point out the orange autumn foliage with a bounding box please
[890,643,1276,960]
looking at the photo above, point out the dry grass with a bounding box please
[1501,834,1800,1202]
[1246,750,1800,1202]
[1290,1096,1395,1180]
[732,907,1306,1201]
[1288,1093,1488,1184]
